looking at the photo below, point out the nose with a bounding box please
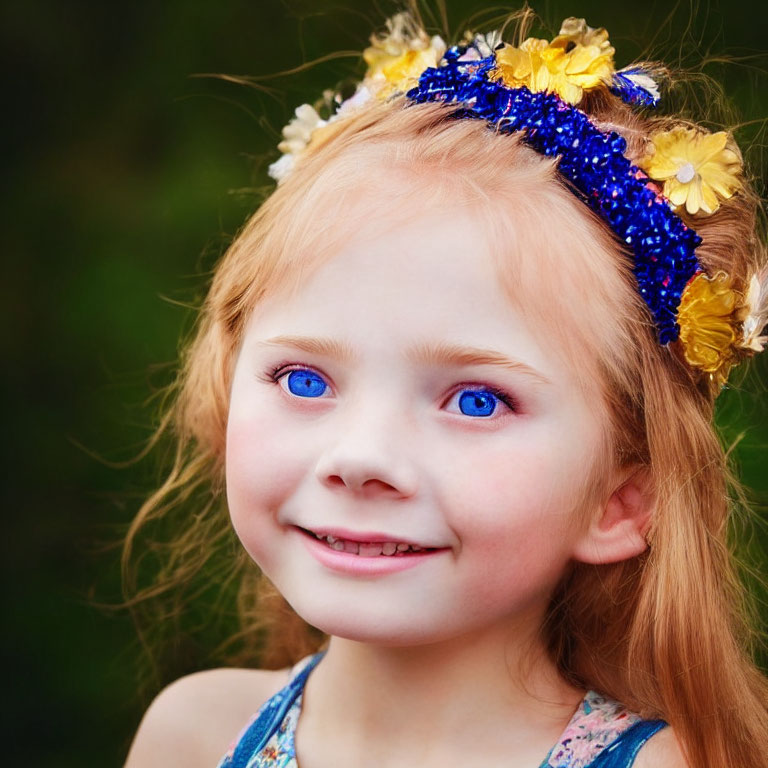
[314,408,418,499]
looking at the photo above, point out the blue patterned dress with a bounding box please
[217,655,666,768]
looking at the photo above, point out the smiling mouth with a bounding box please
[299,528,437,557]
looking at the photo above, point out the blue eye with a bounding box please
[458,390,499,417]
[269,365,515,416]
[446,386,516,418]
[281,369,328,398]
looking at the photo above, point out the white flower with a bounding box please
[458,30,502,61]
[267,152,296,183]
[335,83,374,117]
[741,274,768,352]
[473,30,503,58]
[277,103,327,155]
[268,103,328,183]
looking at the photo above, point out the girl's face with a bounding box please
[226,204,610,646]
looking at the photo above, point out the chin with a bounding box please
[282,591,469,647]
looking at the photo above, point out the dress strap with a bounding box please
[227,653,324,768]
[588,719,668,768]
[542,690,667,768]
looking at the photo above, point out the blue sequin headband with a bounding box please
[406,46,700,345]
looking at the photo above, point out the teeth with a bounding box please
[359,542,383,557]
[314,532,428,556]
[343,540,360,555]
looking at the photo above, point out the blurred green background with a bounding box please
[3,0,767,765]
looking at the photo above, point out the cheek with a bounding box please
[438,435,573,529]
[225,397,309,562]
[226,417,291,510]
[434,437,583,594]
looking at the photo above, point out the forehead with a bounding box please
[253,206,524,339]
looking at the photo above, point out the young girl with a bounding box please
[123,9,768,768]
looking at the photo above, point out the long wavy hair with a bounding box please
[123,8,768,767]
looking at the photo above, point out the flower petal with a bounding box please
[685,177,704,215]
[696,130,729,162]
[666,179,689,207]
[641,154,681,180]
[699,182,719,215]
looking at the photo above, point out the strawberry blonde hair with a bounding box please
[123,16,768,768]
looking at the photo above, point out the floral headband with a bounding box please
[268,14,767,385]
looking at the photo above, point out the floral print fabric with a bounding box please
[219,659,647,768]
[235,695,301,768]
[542,691,641,768]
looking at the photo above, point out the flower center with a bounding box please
[675,161,696,184]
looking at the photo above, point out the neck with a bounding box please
[297,617,584,768]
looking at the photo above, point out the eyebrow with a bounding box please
[257,335,552,386]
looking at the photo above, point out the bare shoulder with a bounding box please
[634,726,689,768]
[123,666,291,768]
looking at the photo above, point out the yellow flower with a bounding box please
[363,12,445,98]
[363,13,424,69]
[491,27,614,105]
[677,272,740,381]
[638,127,742,215]
[560,40,614,92]
[374,47,445,97]
[491,38,543,88]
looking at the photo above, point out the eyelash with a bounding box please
[262,362,519,416]
[458,384,518,414]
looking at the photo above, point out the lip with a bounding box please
[293,526,449,577]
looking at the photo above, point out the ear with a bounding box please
[571,469,654,565]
